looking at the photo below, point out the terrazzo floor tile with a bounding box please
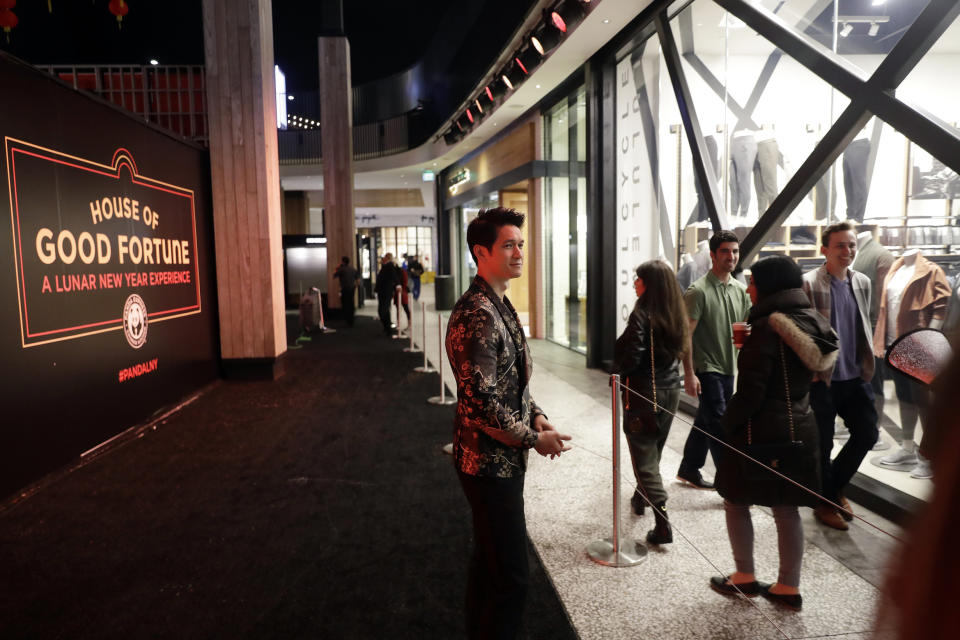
[406,288,891,639]
[522,346,884,640]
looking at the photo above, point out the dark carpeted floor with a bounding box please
[0,314,578,640]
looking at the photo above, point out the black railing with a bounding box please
[277,112,411,165]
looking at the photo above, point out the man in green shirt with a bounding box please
[677,230,751,489]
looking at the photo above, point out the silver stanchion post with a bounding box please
[316,287,335,333]
[403,294,421,353]
[414,301,436,373]
[587,374,646,567]
[429,312,456,405]
[392,289,403,340]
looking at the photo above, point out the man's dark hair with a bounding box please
[821,220,855,247]
[709,230,740,253]
[750,255,803,300]
[341,256,349,264]
[466,207,525,264]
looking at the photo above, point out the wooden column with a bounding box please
[202,0,286,378]
[319,36,356,309]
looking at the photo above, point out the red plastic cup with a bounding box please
[732,322,750,348]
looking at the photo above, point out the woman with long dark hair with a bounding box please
[614,260,689,544]
[710,255,838,610]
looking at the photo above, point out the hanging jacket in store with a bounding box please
[873,254,952,357]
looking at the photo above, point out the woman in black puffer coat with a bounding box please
[710,256,838,611]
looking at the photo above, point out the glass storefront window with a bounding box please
[544,85,588,352]
[377,226,433,272]
[617,0,959,507]
[758,0,932,76]
[899,14,960,128]
[666,0,849,240]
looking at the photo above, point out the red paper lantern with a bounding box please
[108,0,129,30]
[0,0,17,43]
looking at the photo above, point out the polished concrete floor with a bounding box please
[404,283,903,639]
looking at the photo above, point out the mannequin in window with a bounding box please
[730,129,758,217]
[753,128,780,215]
[875,249,951,477]
[677,240,711,291]
[852,230,894,418]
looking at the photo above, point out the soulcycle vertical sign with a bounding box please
[6,139,201,360]
[615,47,661,335]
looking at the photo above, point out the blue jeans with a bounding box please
[411,275,421,300]
[678,372,733,477]
[809,379,878,503]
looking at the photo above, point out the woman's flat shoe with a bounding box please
[760,584,803,611]
[709,575,764,598]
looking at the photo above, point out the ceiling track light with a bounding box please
[516,44,543,75]
[478,89,495,112]
[501,62,524,91]
[552,0,587,33]
[868,21,879,36]
[839,22,853,37]
[532,10,564,55]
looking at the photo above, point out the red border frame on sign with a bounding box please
[5,138,203,347]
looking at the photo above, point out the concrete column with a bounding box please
[319,36,356,309]
[202,0,286,378]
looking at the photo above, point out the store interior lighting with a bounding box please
[840,22,853,37]
[868,21,880,36]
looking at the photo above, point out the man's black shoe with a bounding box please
[676,471,715,490]
[630,492,646,516]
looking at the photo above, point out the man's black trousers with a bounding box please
[457,471,529,640]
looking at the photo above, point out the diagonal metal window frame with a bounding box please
[589,0,960,365]
[711,0,960,264]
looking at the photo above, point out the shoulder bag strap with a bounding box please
[650,325,658,413]
[747,338,794,444]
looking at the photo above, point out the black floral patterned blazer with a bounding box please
[445,276,546,478]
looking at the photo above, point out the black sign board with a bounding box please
[1,54,219,498]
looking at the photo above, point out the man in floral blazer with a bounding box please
[446,207,571,639]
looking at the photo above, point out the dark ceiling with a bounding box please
[0,0,535,91]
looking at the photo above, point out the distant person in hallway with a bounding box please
[802,221,878,531]
[676,230,752,490]
[375,253,400,335]
[408,254,424,300]
[614,260,689,545]
[333,256,360,327]
[711,256,838,612]
[445,207,572,640]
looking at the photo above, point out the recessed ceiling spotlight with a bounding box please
[149,59,159,66]
[535,84,541,89]
[602,19,610,24]
[288,95,294,101]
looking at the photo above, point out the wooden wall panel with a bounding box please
[203,0,286,362]
[447,118,536,195]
